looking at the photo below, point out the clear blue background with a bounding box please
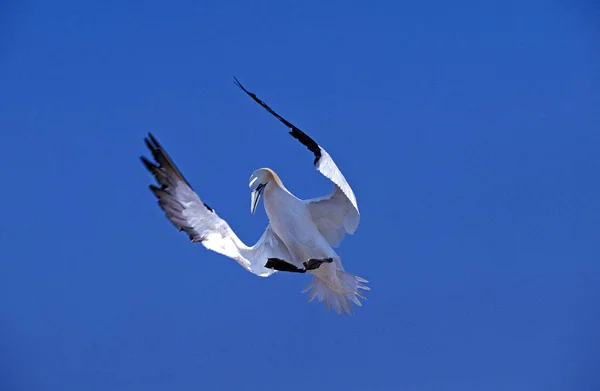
[1,1,599,390]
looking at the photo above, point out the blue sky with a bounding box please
[1,0,599,390]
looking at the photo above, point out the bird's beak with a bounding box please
[250,184,265,215]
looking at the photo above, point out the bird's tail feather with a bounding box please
[302,271,370,315]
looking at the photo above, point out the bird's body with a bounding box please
[141,79,368,314]
[262,177,326,262]
[260,172,340,286]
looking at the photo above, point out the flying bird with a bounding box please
[140,78,368,314]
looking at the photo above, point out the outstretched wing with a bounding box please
[141,133,291,277]
[234,78,360,246]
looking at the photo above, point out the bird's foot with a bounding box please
[303,257,334,271]
[265,258,306,273]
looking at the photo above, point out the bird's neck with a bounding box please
[263,182,297,218]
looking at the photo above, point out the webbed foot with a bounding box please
[303,257,334,271]
[265,258,306,273]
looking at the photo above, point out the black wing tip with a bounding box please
[144,138,155,154]
[234,78,322,164]
[143,133,163,163]
[233,76,259,101]
[141,132,195,189]
[140,156,157,171]
[233,76,249,93]
[288,129,322,165]
[148,184,163,195]
[233,76,243,88]
[144,133,157,149]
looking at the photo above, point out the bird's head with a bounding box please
[248,168,279,215]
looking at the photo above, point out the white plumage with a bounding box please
[141,79,368,314]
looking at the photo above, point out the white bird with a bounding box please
[141,78,369,315]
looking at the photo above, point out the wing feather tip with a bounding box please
[147,132,160,148]
[140,156,158,172]
[144,138,155,153]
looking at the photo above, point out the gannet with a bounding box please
[140,78,368,315]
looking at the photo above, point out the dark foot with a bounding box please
[265,258,306,273]
[303,257,334,271]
